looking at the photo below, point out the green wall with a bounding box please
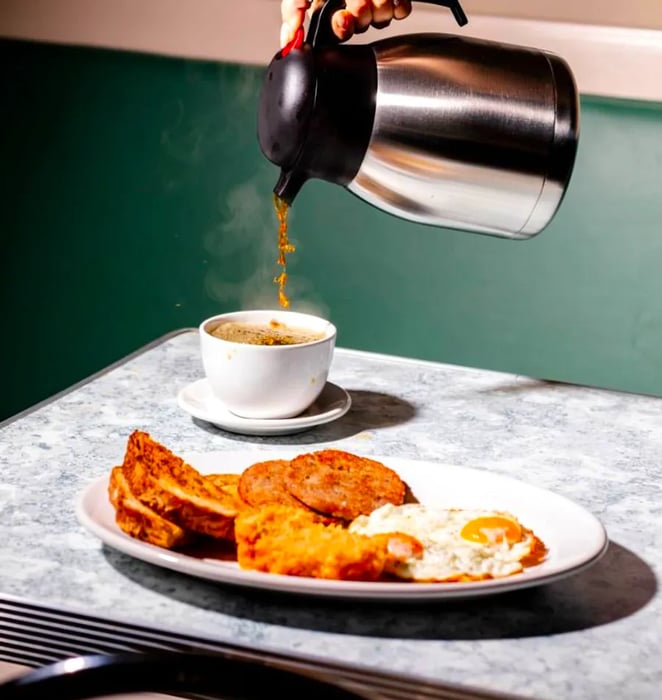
[2,38,662,421]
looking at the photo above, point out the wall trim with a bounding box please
[1,0,661,102]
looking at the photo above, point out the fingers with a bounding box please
[371,0,395,27]
[392,0,412,21]
[331,11,356,43]
[280,0,311,47]
[280,0,414,47]
[344,0,373,33]
[333,1,413,41]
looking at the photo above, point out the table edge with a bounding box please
[3,326,650,432]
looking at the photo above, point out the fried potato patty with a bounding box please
[234,504,422,581]
[284,449,407,520]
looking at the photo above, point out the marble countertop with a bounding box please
[1,330,660,700]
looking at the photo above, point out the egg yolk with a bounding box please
[460,516,522,545]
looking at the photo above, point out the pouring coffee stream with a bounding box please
[273,193,294,308]
[259,0,579,250]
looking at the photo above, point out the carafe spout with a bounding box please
[274,170,306,205]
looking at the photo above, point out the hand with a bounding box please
[280,0,413,48]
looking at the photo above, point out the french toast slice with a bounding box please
[121,430,238,540]
[108,466,190,549]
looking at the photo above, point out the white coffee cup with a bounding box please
[199,309,337,419]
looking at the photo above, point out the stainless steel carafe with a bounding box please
[257,0,580,238]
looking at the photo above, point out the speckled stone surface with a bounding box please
[1,330,660,699]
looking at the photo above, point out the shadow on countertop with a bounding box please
[105,540,656,641]
[189,389,417,445]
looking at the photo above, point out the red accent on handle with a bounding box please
[281,27,305,57]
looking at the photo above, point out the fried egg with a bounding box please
[349,503,545,582]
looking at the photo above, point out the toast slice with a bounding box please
[108,466,190,549]
[121,430,238,540]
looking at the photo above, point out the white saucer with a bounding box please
[177,379,352,436]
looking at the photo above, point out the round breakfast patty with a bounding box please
[284,450,407,521]
[238,459,308,509]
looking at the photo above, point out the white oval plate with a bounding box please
[177,380,351,436]
[76,450,608,601]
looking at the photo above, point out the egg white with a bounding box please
[349,503,538,582]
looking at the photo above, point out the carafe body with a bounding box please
[257,0,579,238]
[347,33,579,237]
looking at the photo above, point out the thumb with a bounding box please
[280,1,313,47]
[280,22,297,47]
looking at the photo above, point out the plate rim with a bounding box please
[76,451,609,601]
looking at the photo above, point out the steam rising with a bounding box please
[161,61,329,318]
[203,165,329,318]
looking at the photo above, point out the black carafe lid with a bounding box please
[257,0,469,204]
[257,2,377,204]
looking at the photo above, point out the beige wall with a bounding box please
[1,0,662,100]
[468,0,662,30]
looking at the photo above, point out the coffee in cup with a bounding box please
[208,319,325,346]
[199,309,336,419]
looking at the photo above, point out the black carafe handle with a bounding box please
[307,0,468,48]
